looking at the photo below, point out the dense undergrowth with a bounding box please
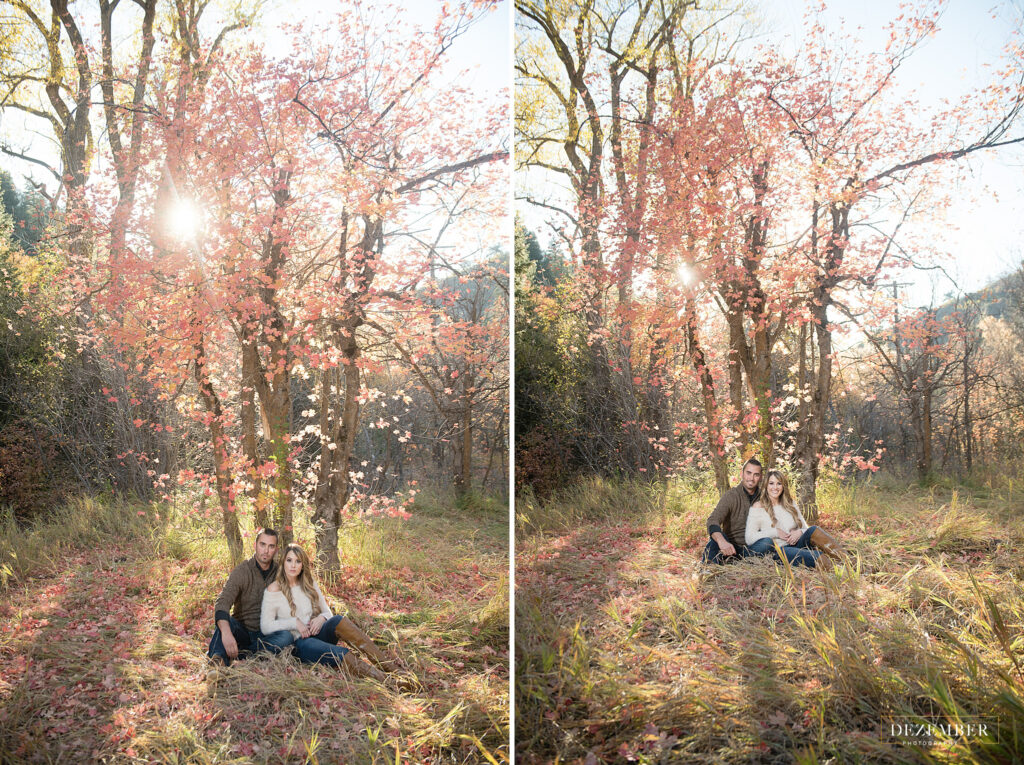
[0,489,509,763]
[515,474,1024,763]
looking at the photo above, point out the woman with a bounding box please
[261,543,397,680]
[744,470,844,567]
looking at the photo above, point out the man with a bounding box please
[702,458,763,564]
[207,528,294,665]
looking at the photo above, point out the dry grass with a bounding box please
[0,489,509,763]
[515,474,1024,763]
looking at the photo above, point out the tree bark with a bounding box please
[963,340,973,473]
[922,386,933,480]
[194,329,242,564]
[240,341,267,529]
[245,168,294,543]
[686,306,729,494]
[795,199,849,517]
[454,370,475,497]
[313,213,380,571]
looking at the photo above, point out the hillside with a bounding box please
[931,271,1016,323]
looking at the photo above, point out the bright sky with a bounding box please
[259,0,511,259]
[759,0,1024,306]
[268,0,510,95]
[516,0,1024,308]
[0,0,511,192]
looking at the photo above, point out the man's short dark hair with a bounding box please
[743,457,763,471]
[256,527,279,542]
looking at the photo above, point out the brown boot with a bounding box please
[810,527,844,562]
[335,617,398,672]
[342,652,387,683]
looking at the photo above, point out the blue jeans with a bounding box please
[292,614,350,667]
[746,526,821,567]
[207,616,294,666]
[702,537,754,564]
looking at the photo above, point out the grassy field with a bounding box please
[0,490,509,764]
[515,474,1024,763]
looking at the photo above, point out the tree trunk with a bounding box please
[922,386,933,480]
[194,330,243,564]
[644,331,672,478]
[963,349,973,473]
[909,390,927,481]
[750,325,775,467]
[796,303,832,518]
[313,326,361,572]
[726,318,748,456]
[313,212,380,571]
[796,200,848,517]
[454,371,474,497]
[260,391,293,542]
[245,167,294,543]
[98,0,156,269]
[455,404,473,497]
[240,342,267,529]
[687,308,729,494]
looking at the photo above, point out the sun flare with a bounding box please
[165,199,203,242]
[675,262,695,287]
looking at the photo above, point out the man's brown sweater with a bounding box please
[214,556,277,632]
[707,484,758,548]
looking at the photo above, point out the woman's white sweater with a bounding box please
[745,502,809,546]
[260,582,333,639]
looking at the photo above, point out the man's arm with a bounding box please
[706,490,735,539]
[707,490,738,556]
[216,618,239,659]
[214,567,244,658]
[214,565,245,623]
[710,530,736,555]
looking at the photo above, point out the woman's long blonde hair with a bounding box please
[273,543,323,619]
[757,470,800,527]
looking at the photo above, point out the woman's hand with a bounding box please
[309,615,327,636]
[295,619,311,638]
[785,530,802,545]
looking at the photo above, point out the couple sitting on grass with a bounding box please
[207,528,400,681]
[702,457,844,568]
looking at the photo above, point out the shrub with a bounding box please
[0,420,75,521]
[515,428,575,498]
